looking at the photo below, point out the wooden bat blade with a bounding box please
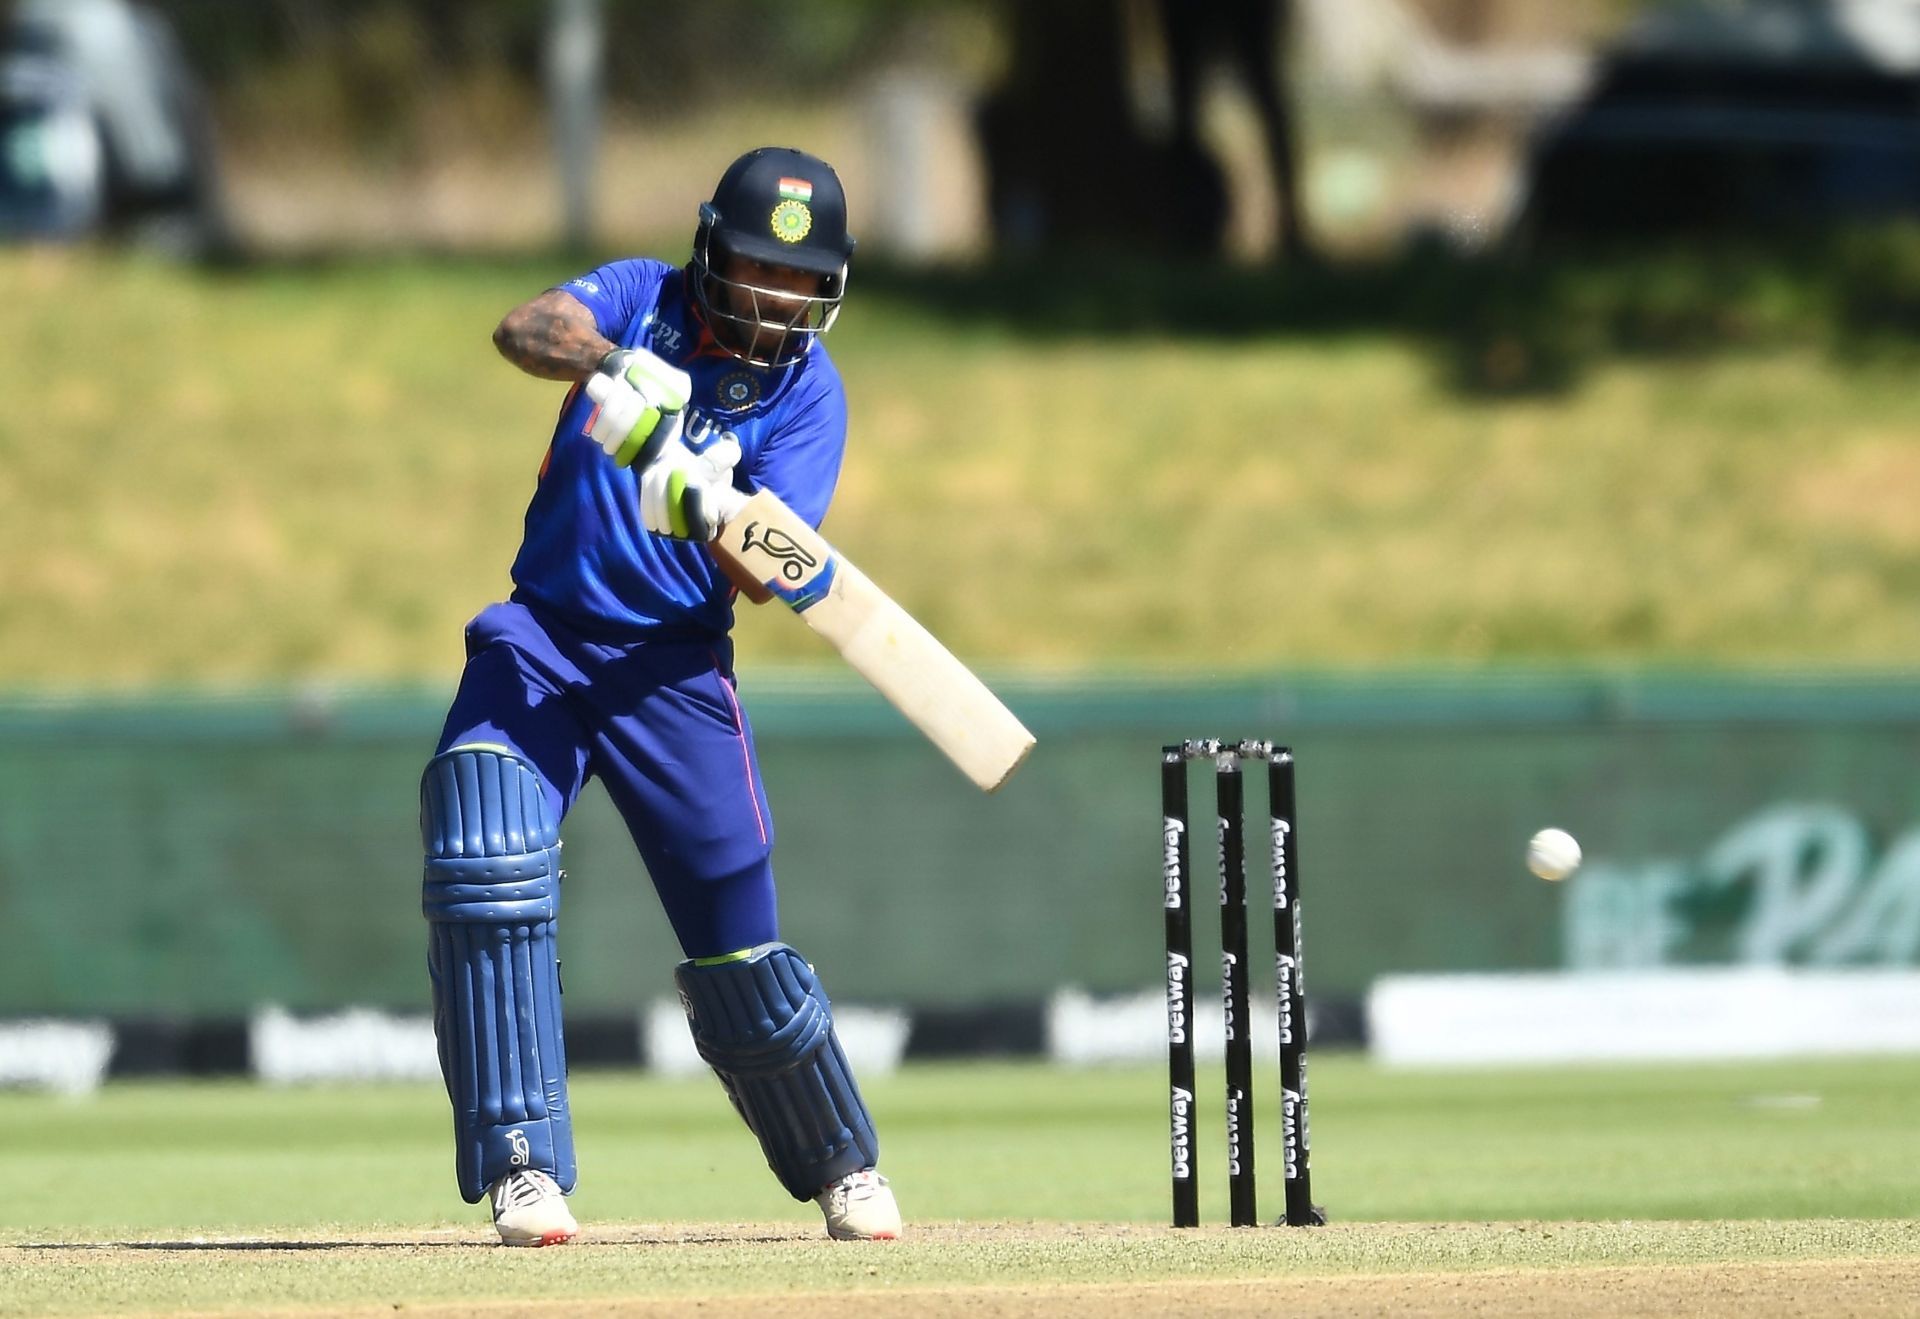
[714,490,1035,792]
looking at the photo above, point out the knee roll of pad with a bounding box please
[675,943,880,1200]
[422,746,574,1202]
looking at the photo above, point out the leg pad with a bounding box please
[676,943,879,1200]
[422,746,574,1202]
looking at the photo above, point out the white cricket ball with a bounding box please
[1527,828,1581,881]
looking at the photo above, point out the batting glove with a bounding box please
[585,348,693,468]
[639,430,745,541]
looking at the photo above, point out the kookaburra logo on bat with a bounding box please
[741,521,819,582]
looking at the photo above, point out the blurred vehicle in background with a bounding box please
[0,0,225,253]
[1513,0,1920,241]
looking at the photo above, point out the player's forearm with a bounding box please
[493,290,616,381]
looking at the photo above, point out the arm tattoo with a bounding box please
[492,290,616,381]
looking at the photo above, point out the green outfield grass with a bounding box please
[6,251,1920,685]
[4,1057,1919,1314]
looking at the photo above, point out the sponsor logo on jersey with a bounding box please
[649,322,683,355]
[681,413,738,456]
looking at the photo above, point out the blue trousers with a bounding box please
[436,598,778,957]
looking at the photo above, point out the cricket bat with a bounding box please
[712,489,1035,792]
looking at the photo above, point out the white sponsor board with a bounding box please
[643,999,910,1078]
[249,1006,440,1084]
[1369,968,1920,1066]
[0,1019,114,1096]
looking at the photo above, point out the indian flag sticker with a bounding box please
[777,177,813,202]
[770,199,813,243]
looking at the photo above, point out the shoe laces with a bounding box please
[492,1170,561,1214]
[825,1168,887,1209]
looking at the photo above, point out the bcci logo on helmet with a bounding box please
[770,199,812,243]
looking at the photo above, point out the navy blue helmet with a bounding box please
[691,146,855,367]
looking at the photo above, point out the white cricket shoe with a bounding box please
[488,1169,577,1247]
[815,1168,900,1241]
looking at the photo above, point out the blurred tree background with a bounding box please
[124,0,1633,258]
[8,0,1920,684]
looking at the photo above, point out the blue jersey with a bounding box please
[509,258,848,638]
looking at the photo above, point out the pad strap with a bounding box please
[422,746,574,1202]
[676,943,879,1200]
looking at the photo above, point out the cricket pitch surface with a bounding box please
[10,1220,1920,1317]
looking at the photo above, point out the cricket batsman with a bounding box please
[420,147,898,1246]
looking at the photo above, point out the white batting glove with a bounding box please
[639,431,745,541]
[584,349,692,468]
